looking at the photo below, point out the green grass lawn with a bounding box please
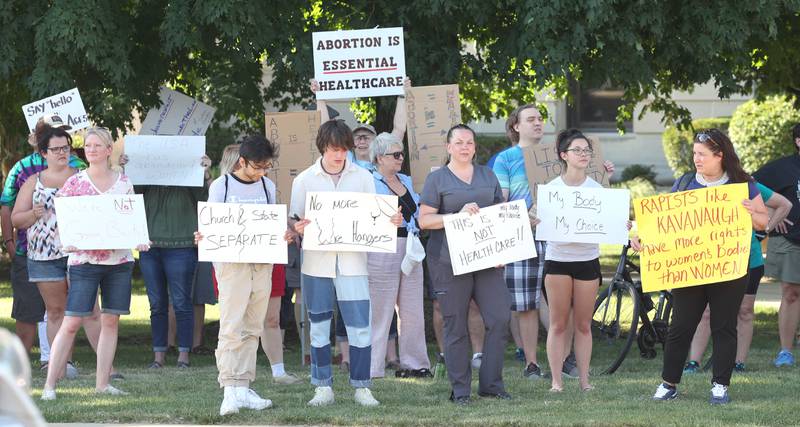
[1,246,797,426]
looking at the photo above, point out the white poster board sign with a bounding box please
[197,202,288,264]
[443,200,537,275]
[22,88,89,133]
[54,194,149,249]
[123,135,205,186]
[139,87,216,136]
[312,27,406,100]
[302,192,398,253]
[535,185,631,245]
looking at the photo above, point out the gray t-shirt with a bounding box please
[420,165,503,265]
[208,173,277,204]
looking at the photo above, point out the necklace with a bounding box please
[321,160,346,176]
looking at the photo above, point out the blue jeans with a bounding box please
[304,272,372,388]
[66,262,134,317]
[140,248,197,353]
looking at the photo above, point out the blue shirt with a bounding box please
[372,170,420,234]
[492,146,533,208]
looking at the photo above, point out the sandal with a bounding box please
[176,361,190,369]
[395,369,411,378]
[412,368,433,378]
[148,361,163,369]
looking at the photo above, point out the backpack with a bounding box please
[223,174,270,203]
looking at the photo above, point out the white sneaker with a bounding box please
[41,388,56,401]
[710,382,730,405]
[652,382,677,401]
[471,353,483,370]
[354,388,379,407]
[220,386,239,416]
[307,386,335,406]
[96,385,128,396]
[236,387,272,410]
[65,361,79,379]
[274,372,303,385]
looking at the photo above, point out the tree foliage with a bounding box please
[729,94,800,172]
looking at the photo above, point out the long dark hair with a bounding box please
[694,128,752,183]
[555,128,592,167]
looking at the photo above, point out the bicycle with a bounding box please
[591,243,673,375]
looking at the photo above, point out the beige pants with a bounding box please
[215,262,272,387]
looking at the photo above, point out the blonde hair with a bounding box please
[84,127,114,148]
[218,144,241,175]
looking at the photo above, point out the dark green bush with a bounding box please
[729,94,800,172]
[475,134,511,165]
[620,164,656,184]
[661,117,730,178]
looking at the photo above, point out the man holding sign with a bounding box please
[194,136,292,416]
[632,129,768,405]
[290,120,402,408]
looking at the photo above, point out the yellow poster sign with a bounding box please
[633,183,751,292]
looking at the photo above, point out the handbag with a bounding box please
[401,232,426,276]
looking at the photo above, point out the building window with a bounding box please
[567,82,632,132]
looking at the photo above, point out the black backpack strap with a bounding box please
[223,174,229,202]
[676,172,693,192]
[261,177,270,204]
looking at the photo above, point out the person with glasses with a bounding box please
[118,139,212,371]
[541,129,628,392]
[418,124,511,405]
[366,132,431,379]
[631,128,768,404]
[43,127,150,399]
[194,135,293,415]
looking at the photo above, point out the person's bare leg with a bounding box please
[261,296,283,365]
[36,281,67,349]
[386,337,398,363]
[778,282,800,351]
[15,321,37,353]
[95,314,120,391]
[338,339,350,363]
[573,278,600,390]
[736,295,757,364]
[81,302,116,374]
[192,304,205,349]
[432,300,445,354]
[539,299,550,330]
[468,300,485,354]
[518,309,540,365]
[510,313,523,349]
[688,305,711,364]
[44,316,82,390]
[545,275,573,391]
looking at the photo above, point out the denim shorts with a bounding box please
[27,256,68,282]
[66,262,134,317]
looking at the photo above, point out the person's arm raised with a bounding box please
[390,77,411,141]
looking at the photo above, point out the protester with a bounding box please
[260,263,303,384]
[541,129,628,392]
[753,124,800,368]
[367,132,431,378]
[290,120,402,407]
[632,128,768,404]
[418,124,511,405]
[119,147,213,370]
[10,127,80,378]
[684,185,791,372]
[42,127,149,399]
[195,135,293,415]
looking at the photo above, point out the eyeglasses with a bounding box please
[47,145,71,154]
[566,148,594,156]
[696,132,719,147]
[354,134,373,141]
[383,151,404,160]
[245,160,273,171]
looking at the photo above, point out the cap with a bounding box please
[41,114,72,131]
[353,123,376,135]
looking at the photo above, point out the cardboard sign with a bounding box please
[302,191,398,253]
[633,184,752,292]
[521,137,609,199]
[197,202,288,264]
[54,194,149,249]
[406,85,462,192]
[535,184,631,244]
[264,111,322,204]
[312,27,406,100]
[139,87,216,136]
[22,88,89,133]
[123,135,206,186]
[443,199,537,275]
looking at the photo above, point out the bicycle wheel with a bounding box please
[592,281,640,375]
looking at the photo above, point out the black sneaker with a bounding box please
[478,390,512,400]
[449,391,470,406]
[562,353,578,379]
[524,362,544,379]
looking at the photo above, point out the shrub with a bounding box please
[729,94,800,173]
[475,134,511,165]
[661,117,730,178]
[613,176,658,218]
[620,164,656,184]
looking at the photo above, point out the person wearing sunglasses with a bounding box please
[632,128,768,404]
[366,132,431,379]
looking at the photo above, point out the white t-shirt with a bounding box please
[208,174,276,204]
[544,176,601,262]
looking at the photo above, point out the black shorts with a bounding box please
[745,265,765,296]
[11,255,45,323]
[544,258,602,282]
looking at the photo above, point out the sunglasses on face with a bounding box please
[46,145,71,154]
[383,151,404,160]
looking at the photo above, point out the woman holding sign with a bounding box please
[632,129,768,404]
[368,132,431,378]
[418,124,511,405]
[42,127,150,400]
[290,120,402,408]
